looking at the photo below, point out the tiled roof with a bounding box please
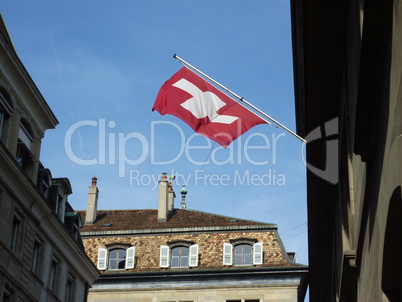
[78,209,276,232]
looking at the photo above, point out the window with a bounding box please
[234,244,252,266]
[171,246,189,268]
[0,90,12,143]
[2,290,11,302]
[160,244,198,268]
[49,257,59,292]
[46,185,67,220]
[16,123,34,171]
[32,240,42,274]
[97,246,135,270]
[65,275,74,302]
[41,180,50,199]
[223,241,263,266]
[109,248,126,269]
[9,213,22,252]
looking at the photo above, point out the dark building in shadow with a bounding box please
[291,1,402,301]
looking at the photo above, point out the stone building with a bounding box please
[291,0,402,301]
[0,14,99,301]
[79,174,308,302]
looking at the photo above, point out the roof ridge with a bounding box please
[176,208,277,227]
[79,208,276,226]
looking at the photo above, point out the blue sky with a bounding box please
[2,0,308,272]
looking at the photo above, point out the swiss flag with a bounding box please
[152,67,268,148]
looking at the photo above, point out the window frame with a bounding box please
[49,256,59,293]
[31,238,42,275]
[234,243,253,266]
[171,246,189,268]
[15,122,35,172]
[108,248,127,270]
[0,90,13,143]
[65,274,75,302]
[2,290,12,302]
[9,212,23,252]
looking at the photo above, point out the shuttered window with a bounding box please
[97,246,136,270]
[223,241,263,266]
[160,244,199,268]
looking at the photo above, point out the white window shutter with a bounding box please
[253,242,263,265]
[97,248,107,270]
[160,245,170,268]
[223,243,233,265]
[189,244,199,267]
[125,246,136,269]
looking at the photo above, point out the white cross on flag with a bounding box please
[152,67,268,148]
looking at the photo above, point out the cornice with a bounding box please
[81,224,278,237]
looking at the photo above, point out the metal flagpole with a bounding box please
[173,54,306,143]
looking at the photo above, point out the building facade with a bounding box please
[79,174,308,302]
[291,0,402,301]
[0,14,99,301]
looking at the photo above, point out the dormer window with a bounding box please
[223,239,263,266]
[41,180,49,199]
[47,178,72,222]
[64,212,82,241]
[160,241,199,268]
[37,168,52,199]
[97,245,135,270]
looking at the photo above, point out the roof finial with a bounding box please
[180,185,187,209]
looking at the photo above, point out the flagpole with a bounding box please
[173,54,306,143]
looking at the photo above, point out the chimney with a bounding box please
[85,177,99,225]
[167,175,176,214]
[157,173,168,222]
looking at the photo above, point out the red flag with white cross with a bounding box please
[152,67,268,148]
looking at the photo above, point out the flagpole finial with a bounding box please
[180,185,187,209]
